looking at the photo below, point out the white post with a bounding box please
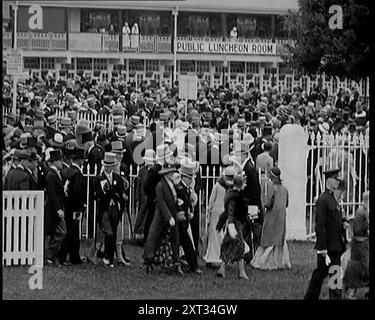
[172,7,178,86]
[12,1,19,116]
[278,124,309,240]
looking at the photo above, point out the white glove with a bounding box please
[169,217,175,227]
[64,180,70,197]
[325,254,331,266]
[228,223,238,239]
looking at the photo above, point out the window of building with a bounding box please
[275,15,289,39]
[246,62,259,74]
[129,59,145,72]
[179,60,195,73]
[178,13,213,37]
[146,60,159,72]
[41,58,55,70]
[197,61,210,73]
[93,58,108,70]
[24,57,40,69]
[165,64,174,73]
[81,9,119,33]
[230,62,245,74]
[77,58,93,71]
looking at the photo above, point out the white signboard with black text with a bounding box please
[6,49,23,75]
[179,74,198,100]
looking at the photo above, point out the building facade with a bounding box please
[2,0,369,96]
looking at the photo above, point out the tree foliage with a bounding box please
[284,0,370,79]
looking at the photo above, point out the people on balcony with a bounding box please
[132,23,139,35]
[122,22,131,35]
[230,27,238,39]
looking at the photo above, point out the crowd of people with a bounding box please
[2,75,369,298]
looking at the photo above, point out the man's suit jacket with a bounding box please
[144,163,162,206]
[242,158,263,211]
[65,164,86,215]
[45,168,65,235]
[94,171,126,228]
[315,190,346,252]
[4,166,34,190]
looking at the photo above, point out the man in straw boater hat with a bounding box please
[304,168,348,300]
[44,149,67,265]
[143,161,184,274]
[143,144,173,243]
[93,152,127,268]
[134,149,156,244]
[175,157,203,275]
[58,147,86,266]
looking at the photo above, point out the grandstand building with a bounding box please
[2,0,369,96]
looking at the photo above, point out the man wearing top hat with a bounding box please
[110,140,131,265]
[175,158,203,274]
[134,149,156,243]
[304,168,348,300]
[45,149,67,265]
[59,148,86,265]
[60,118,75,142]
[93,152,127,267]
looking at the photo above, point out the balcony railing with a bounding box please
[103,34,120,52]
[6,32,294,54]
[14,32,67,51]
[69,33,102,52]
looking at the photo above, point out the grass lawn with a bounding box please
[3,241,330,300]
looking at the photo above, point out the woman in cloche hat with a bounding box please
[251,166,291,270]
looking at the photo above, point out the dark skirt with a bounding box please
[343,238,369,289]
[220,221,245,263]
[151,232,189,272]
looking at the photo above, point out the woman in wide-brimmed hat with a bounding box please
[251,166,291,270]
[143,162,184,274]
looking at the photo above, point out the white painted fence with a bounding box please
[2,191,44,268]
[305,131,369,240]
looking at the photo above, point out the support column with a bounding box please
[172,7,178,86]
[12,1,19,116]
[278,124,309,240]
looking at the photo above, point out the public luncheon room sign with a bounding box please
[176,39,276,55]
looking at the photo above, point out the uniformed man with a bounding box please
[304,168,348,300]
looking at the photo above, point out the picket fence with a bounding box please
[305,131,369,240]
[2,191,44,268]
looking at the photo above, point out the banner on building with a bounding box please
[177,39,276,55]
